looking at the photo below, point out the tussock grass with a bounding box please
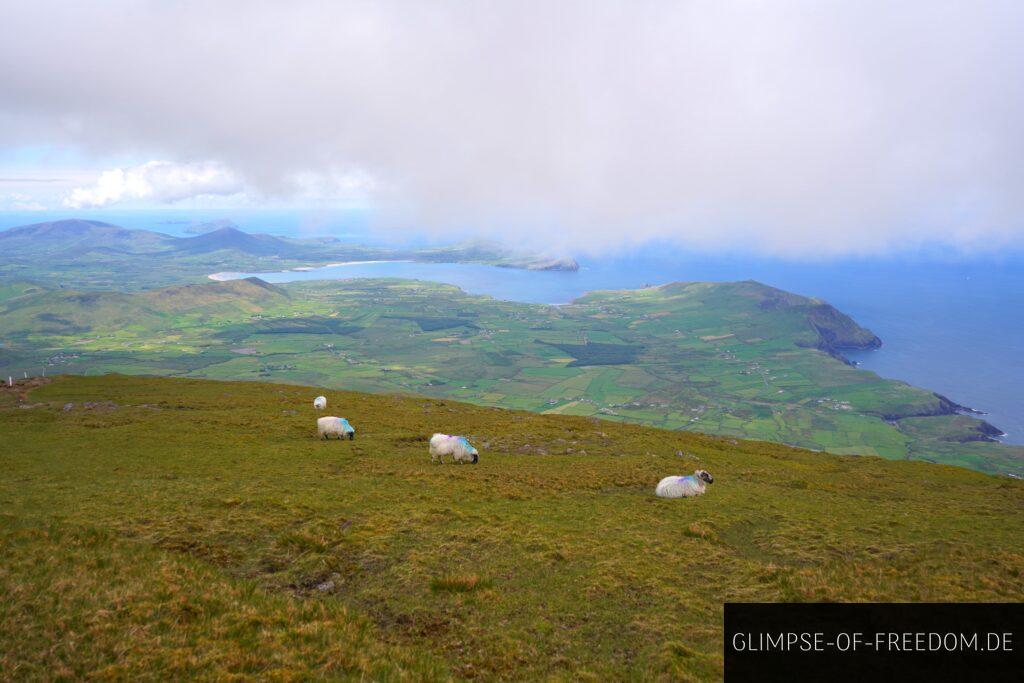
[682,522,717,541]
[1,374,1022,680]
[430,574,491,593]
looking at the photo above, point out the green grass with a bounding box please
[2,278,1021,475]
[2,375,1022,680]
[543,341,642,366]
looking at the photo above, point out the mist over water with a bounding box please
[3,210,1021,443]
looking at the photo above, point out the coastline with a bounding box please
[199,259,1021,446]
[317,259,413,268]
[208,259,414,281]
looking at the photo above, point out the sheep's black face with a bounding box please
[348,432,355,440]
[699,470,714,484]
[471,453,479,464]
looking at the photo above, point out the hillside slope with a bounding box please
[1,277,1019,475]
[1,375,1022,680]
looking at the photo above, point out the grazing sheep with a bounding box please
[313,396,327,410]
[655,469,714,498]
[429,433,479,464]
[318,416,355,440]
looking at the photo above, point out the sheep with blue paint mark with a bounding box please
[318,416,355,440]
[655,470,713,498]
[429,433,479,464]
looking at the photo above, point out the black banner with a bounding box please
[724,603,1022,682]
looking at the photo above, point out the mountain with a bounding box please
[1,374,1021,679]
[0,219,303,257]
[182,218,240,235]
[140,276,289,312]
[170,227,311,257]
[0,219,175,256]
[0,219,581,288]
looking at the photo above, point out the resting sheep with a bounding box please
[655,470,714,498]
[429,433,479,464]
[318,416,355,440]
[313,396,327,410]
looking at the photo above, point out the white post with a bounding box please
[23,371,27,379]
[6,376,11,387]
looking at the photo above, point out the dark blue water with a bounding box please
[4,210,1021,443]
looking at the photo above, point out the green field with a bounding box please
[2,375,1022,679]
[2,276,1020,476]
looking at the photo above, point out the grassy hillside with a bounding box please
[2,277,1020,475]
[1,375,1022,680]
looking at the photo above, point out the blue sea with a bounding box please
[4,209,1022,444]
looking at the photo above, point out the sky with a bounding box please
[1,0,1023,257]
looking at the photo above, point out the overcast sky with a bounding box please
[1,0,1022,256]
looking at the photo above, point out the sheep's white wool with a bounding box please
[429,433,479,464]
[318,416,354,440]
[655,470,713,498]
[313,396,327,410]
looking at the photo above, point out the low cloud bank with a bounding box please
[2,1,1023,256]
[62,161,242,209]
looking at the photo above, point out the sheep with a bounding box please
[318,416,355,440]
[429,433,479,464]
[655,469,714,498]
[313,396,327,410]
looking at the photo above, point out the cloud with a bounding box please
[62,161,243,209]
[0,192,46,211]
[1,1,1023,256]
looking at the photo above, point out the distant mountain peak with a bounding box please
[207,226,246,236]
[173,226,295,256]
[237,276,284,292]
[0,218,121,237]
[0,219,174,259]
[183,219,239,235]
